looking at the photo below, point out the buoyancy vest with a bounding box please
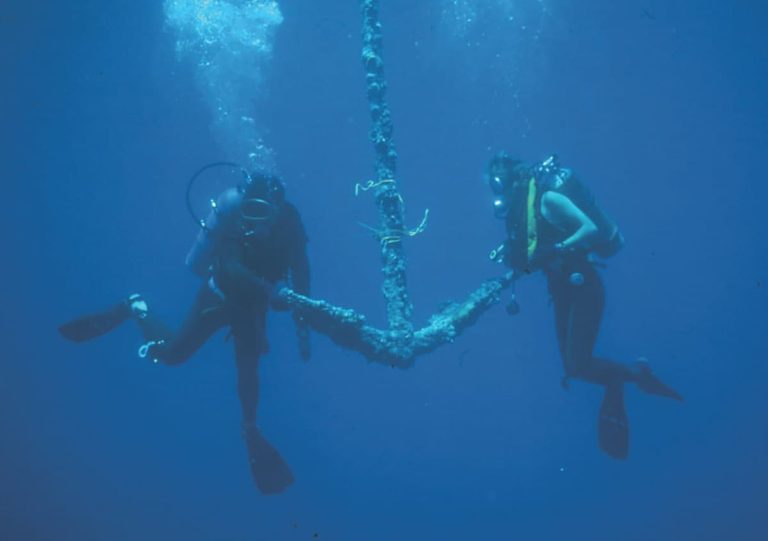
[504,168,623,269]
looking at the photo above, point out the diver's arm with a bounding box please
[286,209,311,360]
[540,191,598,251]
[220,237,310,304]
[286,205,311,296]
[291,257,311,361]
[290,247,310,297]
[215,248,275,304]
[289,244,312,359]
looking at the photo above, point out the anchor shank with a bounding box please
[361,0,413,345]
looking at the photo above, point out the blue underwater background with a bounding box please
[2,1,767,539]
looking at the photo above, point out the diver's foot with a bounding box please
[632,358,683,401]
[126,293,148,319]
[242,424,294,495]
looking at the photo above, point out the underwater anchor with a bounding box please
[276,0,514,368]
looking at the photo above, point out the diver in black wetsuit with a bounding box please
[486,153,682,459]
[59,171,310,493]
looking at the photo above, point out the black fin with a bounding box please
[243,427,294,495]
[634,360,683,401]
[598,382,629,459]
[58,302,132,343]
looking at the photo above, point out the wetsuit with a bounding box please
[542,251,632,387]
[503,169,629,387]
[57,180,310,491]
[138,188,310,426]
[492,160,680,459]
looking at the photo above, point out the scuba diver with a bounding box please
[58,169,311,493]
[486,152,682,459]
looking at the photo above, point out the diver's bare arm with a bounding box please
[540,191,598,250]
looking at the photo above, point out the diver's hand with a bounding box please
[505,295,521,315]
[527,246,557,271]
[529,243,570,271]
[268,285,292,311]
[294,316,311,361]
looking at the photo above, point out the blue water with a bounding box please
[2,1,767,539]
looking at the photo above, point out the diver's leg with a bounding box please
[232,307,294,494]
[565,265,678,396]
[561,264,637,385]
[563,264,634,457]
[548,265,630,457]
[548,269,575,378]
[563,263,606,381]
[138,286,228,365]
[587,357,635,383]
[548,265,615,382]
[231,308,267,425]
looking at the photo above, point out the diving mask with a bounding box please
[240,197,277,238]
[241,197,276,223]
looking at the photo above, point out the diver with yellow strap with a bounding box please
[486,152,682,459]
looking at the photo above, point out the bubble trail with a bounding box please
[164,0,284,171]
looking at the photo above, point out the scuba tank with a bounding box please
[536,159,624,259]
[495,154,624,271]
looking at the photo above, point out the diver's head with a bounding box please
[239,171,286,236]
[486,152,529,218]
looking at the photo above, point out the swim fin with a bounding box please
[242,425,294,495]
[633,358,683,401]
[58,301,132,343]
[598,382,629,459]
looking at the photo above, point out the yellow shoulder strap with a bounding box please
[526,178,538,260]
